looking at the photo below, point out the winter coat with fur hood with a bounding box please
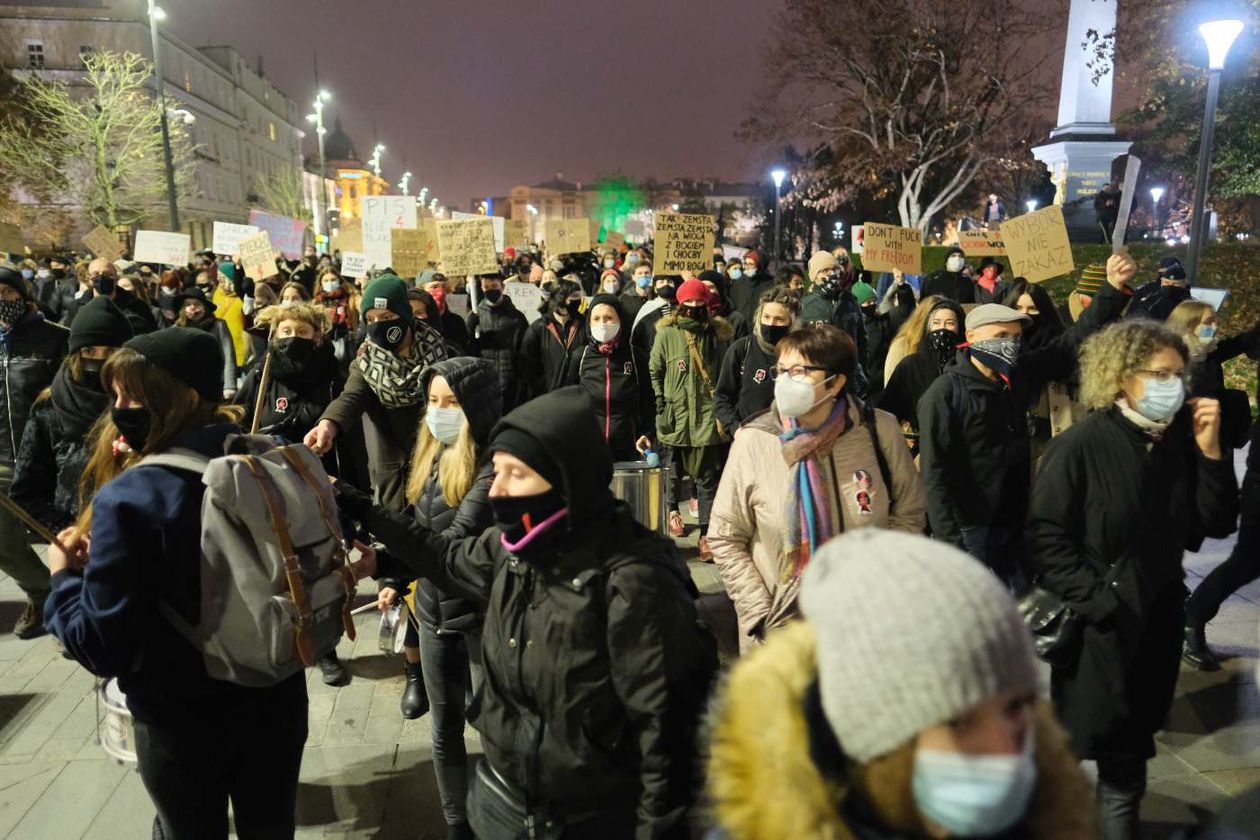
[648,311,732,448]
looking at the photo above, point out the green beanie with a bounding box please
[218,261,237,282]
[361,273,413,323]
[852,282,877,305]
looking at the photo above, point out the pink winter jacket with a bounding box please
[706,398,927,652]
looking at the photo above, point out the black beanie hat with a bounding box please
[124,327,224,401]
[0,266,29,299]
[69,296,134,353]
[490,426,565,495]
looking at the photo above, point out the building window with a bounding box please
[79,45,95,68]
[268,122,276,142]
[26,41,45,70]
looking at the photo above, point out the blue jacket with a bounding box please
[44,422,305,724]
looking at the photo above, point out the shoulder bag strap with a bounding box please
[683,330,716,398]
[861,400,895,502]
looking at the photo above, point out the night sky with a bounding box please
[165,0,784,208]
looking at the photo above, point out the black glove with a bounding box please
[333,480,373,522]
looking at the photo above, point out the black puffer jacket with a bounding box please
[235,341,342,443]
[520,316,582,398]
[0,311,69,465]
[466,297,528,411]
[342,386,717,835]
[11,365,107,531]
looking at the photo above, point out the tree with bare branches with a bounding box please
[251,169,312,224]
[744,0,1055,234]
[0,50,196,230]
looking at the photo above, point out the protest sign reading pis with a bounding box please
[654,213,715,276]
[0,223,25,256]
[133,230,191,266]
[212,221,260,257]
[82,225,123,260]
[340,252,370,279]
[958,229,1006,256]
[860,223,922,274]
[247,210,305,259]
[436,218,499,277]
[545,219,592,256]
[238,231,276,281]
[361,196,417,269]
[1001,206,1074,284]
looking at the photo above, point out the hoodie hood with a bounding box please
[420,356,502,448]
[584,293,627,345]
[488,385,613,529]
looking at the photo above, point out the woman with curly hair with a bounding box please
[1028,319,1239,840]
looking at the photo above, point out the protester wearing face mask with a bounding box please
[12,296,131,537]
[173,287,238,401]
[421,273,472,355]
[1126,256,1192,322]
[314,269,360,360]
[714,287,801,434]
[708,326,925,646]
[972,256,1009,304]
[465,272,528,412]
[1030,319,1238,839]
[518,280,584,400]
[801,250,870,397]
[630,273,680,359]
[921,246,975,304]
[879,297,966,438]
[211,261,248,369]
[708,530,1096,839]
[408,287,465,357]
[306,273,447,516]
[855,272,917,400]
[43,256,76,326]
[701,270,748,340]
[75,257,157,336]
[730,251,774,324]
[563,294,654,461]
[598,267,621,296]
[619,262,653,322]
[918,253,1136,589]
[366,358,500,840]
[333,386,717,840]
[649,278,733,555]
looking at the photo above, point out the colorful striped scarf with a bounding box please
[778,397,850,583]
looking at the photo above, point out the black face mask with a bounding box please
[112,406,152,452]
[367,319,408,352]
[50,268,67,280]
[81,358,106,389]
[760,323,791,346]
[274,336,316,364]
[483,288,503,304]
[94,274,117,296]
[655,285,676,301]
[491,487,567,550]
[680,305,708,321]
[928,328,959,354]
[564,300,582,318]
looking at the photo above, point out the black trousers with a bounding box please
[1187,436,1260,626]
[134,690,308,840]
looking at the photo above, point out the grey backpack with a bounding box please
[140,441,359,687]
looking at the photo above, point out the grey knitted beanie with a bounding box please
[799,529,1038,763]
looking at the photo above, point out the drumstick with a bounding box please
[350,602,379,617]
[0,492,72,556]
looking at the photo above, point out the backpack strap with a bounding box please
[137,448,213,474]
[240,453,317,667]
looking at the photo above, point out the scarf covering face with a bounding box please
[357,332,446,413]
[765,397,850,631]
[50,365,110,440]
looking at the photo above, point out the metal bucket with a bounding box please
[611,461,671,536]
[97,678,136,765]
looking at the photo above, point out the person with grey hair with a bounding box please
[1029,318,1239,840]
[706,529,1098,838]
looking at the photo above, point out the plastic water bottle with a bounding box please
[643,448,661,468]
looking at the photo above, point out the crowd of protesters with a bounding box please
[2,230,1257,840]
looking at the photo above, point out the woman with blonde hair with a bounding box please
[358,356,501,840]
[877,296,965,436]
[1029,319,1239,838]
[882,294,955,382]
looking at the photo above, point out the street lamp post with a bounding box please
[147,0,179,233]
[1150,186,1165,237]
[399,171,412,196]
[770,168,787,266]
[306,90,330,252]
[369,143,385,179]
[1186,18,1245,282]
[1026,199,1039,214]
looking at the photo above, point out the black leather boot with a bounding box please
[400,660,429,719]
[1182,623,1221,672]
[318,651,351,686]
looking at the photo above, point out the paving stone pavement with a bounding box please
[0,456,1258,838]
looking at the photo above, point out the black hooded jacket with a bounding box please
[235,341,343,442]
[0,311,70,465]
[878,298,967,432]
[466,296,528,411]
[12,364,108,530]
[338,386,717,834]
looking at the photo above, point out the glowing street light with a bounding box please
[398,171,412,195]
[147,0,178,232]
[307,89,332,248]
[1026,199,1038,214]
[770,168,788,265]
[368,143,385,178]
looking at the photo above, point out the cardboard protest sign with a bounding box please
[212,221,260,257]
[504,282,543,323]
[860,223,922,274]
[958,229,1006,256]
[417,219,440,267]
[361,196,417,269]
[238,231,276,281]
[391,228,429,278]
[0,223,24,256]
[340,251,370,279]
[506,219,530,249]
[653,213,715,276]
[452,212,506,253]
[436,218,499,277]
[331,223,362,255]
[603,230,626,249]
[133,230,191,266]
[545,219,592,256]
[588,219,603,243]
[1111,155,1142,254]
[82,225,123,260]
[851,225,865,255]
[721,244,748,263]
[1001,205,1074,284]
[1191,287,1230,312]
[247,210,306,259]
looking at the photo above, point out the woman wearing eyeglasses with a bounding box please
[706,325,926,653]
[1029,319,1238,839]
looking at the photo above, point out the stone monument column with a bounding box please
[1033,0,1131,242]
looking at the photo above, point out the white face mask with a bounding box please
[602,280,619,294]
[913,732,1037,838]
[425,406,466,445]
[321,280,340,294]
[946,255,966,273]
[775,373,836,419]
[590,322,620,343]
[604,259,616,269]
